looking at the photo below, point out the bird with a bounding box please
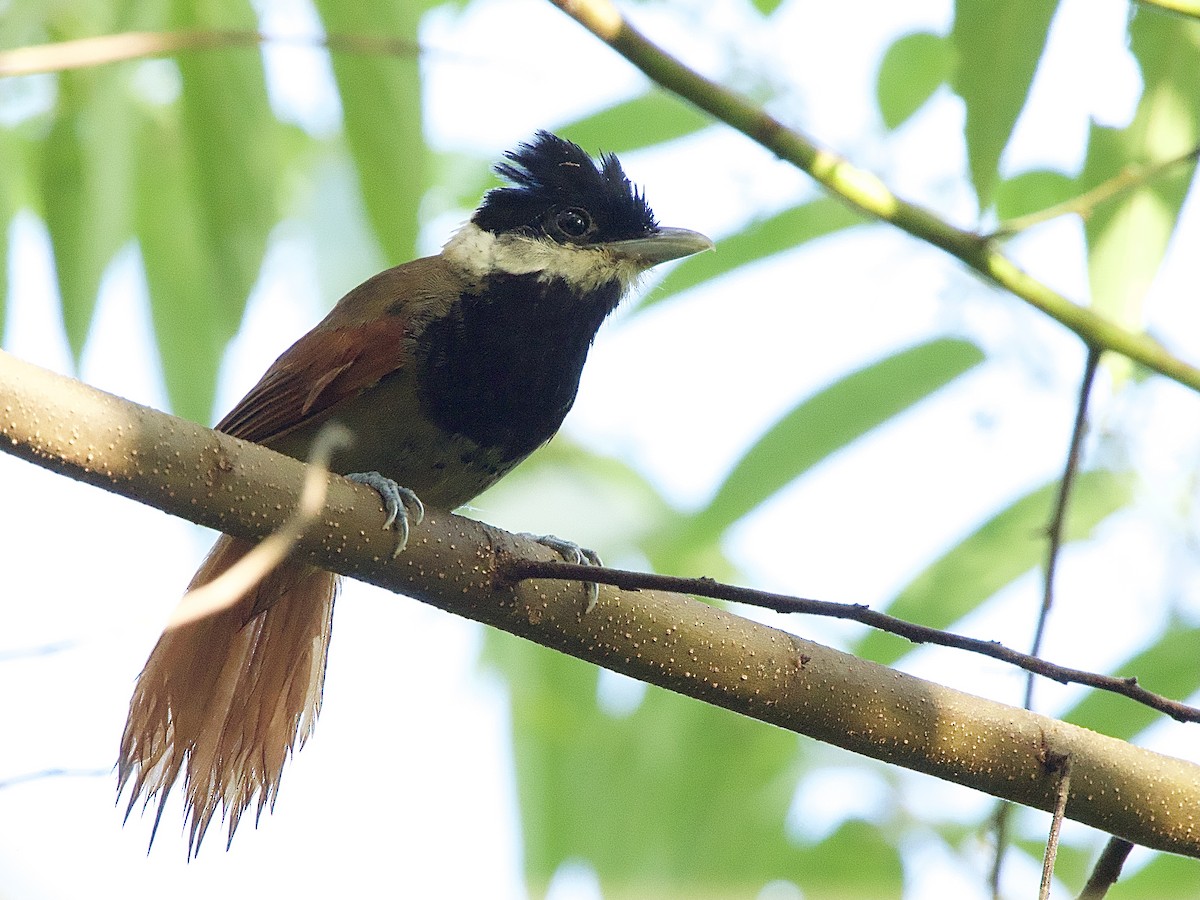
[117,130,712,856]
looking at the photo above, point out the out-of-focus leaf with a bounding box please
[793,820,903,900]
[40,66,134,358]
[950,0,1059,209]
[856,470,1135,664]
[475,435,685,560]
[135,105,228,423]
[750,0,788,16]
[559,94,710,156]
[147,0,280,419]
[1079,12,1200,369]
[876,31,951,130]
[313,0,425,264]
[995,168,1075,222]
[671,339,985,562]
[0,127,22,339]
[641,196,867,311]
[1062,626,1200,740]
[1110,852,1200,898]
[488,631,832,898]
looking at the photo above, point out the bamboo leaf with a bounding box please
[1062,626,1200,741]
[39,67,134,358]
[672,339,985,560]
[312,0,425,264]
[560,94,711,155]
[876,31,951,130]
[856,470,1135,664]
[950,0,1059,208]
[642,197,867,311]
[1079,13,1200,345]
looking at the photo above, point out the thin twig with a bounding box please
[1132,0,1200,19]
[1039,751,1074,899]
[0,641,75,661]
[1027,350,1102,707]
[1077,837,1135,899]
[994,145,1200,236]
[1040,750,1073,900]
[500,558,1200,723]
[548,0,1200,397]
[0,29,422,77]
[993,349,1103,892]
[0,768,109,790]
[989,803,1012,900]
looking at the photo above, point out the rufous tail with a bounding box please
[118,535,337,856]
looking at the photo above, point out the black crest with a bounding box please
[472,131,659,244]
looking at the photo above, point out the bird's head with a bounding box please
[444,131,712,294]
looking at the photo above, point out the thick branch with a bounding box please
[3,348,1200,857]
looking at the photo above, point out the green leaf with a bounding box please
[641,196,867,311]
[676,339,986,559]
[134,1,283,420]
[856,470,1135,665]
[950,0,1059,209]
[994,168,1075,222]
[876,31,951,130]
[1062,626,1200,741]
[170,0,280,349]
[1111,852,1200,899]
[0,127,22,341]
[749,0,788,16]
[134,106,229,423]
[487,630,903,898]
[1079,13,1200,343]
[312,0,425,264]
[559,94,711,155]
[489,632,848,898]
[39,67,134,358]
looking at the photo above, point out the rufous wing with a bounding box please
[216,313,413,445]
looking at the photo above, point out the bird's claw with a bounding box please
[524,533,602,613]
[346,472,425,557]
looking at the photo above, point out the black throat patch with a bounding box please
[416,273,621,460]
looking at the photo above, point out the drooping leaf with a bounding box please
[312,0,426,265]
[1079,12,1200,352]
[855,470,1135,665]
[1062,626,1200,741]
[143,0,282,420]
[559,93,711,156]
[950,0,1059,209]
[876,31,952,130]
[0,127,22,340]
[641,196,867,311]
[134,104,228,423]
[39,66,134,358]
[671,338,986,563]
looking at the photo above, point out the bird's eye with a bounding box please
[553,207,593,239]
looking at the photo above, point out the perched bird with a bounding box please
[118,131,712,855]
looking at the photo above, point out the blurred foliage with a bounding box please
[3,0,1200,897]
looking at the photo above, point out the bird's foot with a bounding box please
[523,533,602,613]
[346,472,425,557]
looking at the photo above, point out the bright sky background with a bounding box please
[3,0,1200,897]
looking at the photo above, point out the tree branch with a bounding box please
[3,349,1200,856]
[0,29,422,78]
[501,558,1200,723]
[547,0,1200,395]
